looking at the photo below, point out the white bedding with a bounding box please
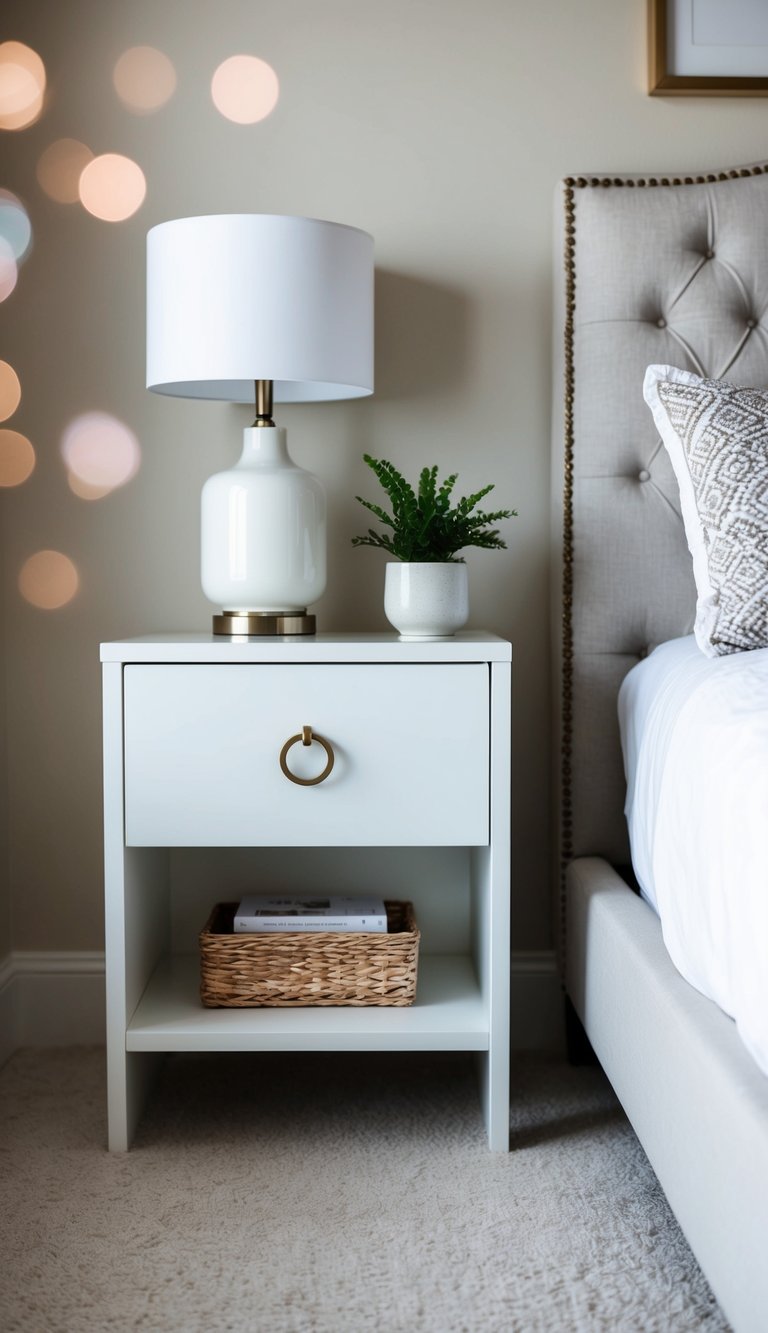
[619,635,768,1076]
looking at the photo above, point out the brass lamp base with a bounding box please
[212,610,316,636]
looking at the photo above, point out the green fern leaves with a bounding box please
[352,455,516,562]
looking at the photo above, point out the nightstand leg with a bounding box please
[477,1049,510,1150]
[107,1050,163,1151]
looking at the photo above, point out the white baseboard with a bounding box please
[511,950,564,1052]
[0,954,18,1067]
[1,951,106,1059]
[0,949,563,1061]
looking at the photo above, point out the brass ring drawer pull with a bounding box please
[279,725,335,786]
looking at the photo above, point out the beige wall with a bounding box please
[0,572,8,960]
[1,0,767,955]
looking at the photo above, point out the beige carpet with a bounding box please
[0,1047,728,1332]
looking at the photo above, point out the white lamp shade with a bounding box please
[146,214,374,402]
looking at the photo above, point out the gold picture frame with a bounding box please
[649,0,768,96]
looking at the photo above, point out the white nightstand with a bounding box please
[101,632,511,1150]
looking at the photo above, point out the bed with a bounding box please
[552,163,768,1333]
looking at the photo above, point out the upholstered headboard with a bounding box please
[553,163,768,930]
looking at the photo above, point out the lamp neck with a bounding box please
[239,425,291,466]
[254,378,275,427]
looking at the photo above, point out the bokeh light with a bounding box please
[61,411,141,497]
[0,360,21,420]
[0,41,46,131]
[78,153,146,222]
[113,46,177,113]
[37,138,94,204]
[0,238,17,302]
[211,55,279,124]
[0,428,35,486]
[0,190,32,260]
[19,550,79,609]
[67,474,112,500]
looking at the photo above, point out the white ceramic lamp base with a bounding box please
[201,426,326,634]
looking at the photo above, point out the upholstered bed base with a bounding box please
[566,858,768,1333]
[555,164,768,1332]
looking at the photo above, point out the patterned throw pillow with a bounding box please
[643,364,768,657]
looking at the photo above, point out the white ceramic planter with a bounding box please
[384,561,469,639]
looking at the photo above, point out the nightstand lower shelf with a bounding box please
[126,954,489,1052]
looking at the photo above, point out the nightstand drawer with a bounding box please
[123,664,489,846]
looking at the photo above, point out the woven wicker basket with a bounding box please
[199,900,420,1007]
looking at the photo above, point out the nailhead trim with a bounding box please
[563,164,768,191]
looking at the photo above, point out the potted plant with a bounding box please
[352,455,516,638]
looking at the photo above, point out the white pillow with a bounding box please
[643,364,768,657]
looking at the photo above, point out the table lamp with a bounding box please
[146,214,374,635]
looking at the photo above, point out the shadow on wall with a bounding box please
[373,269,471,400]
[318,270,472,629]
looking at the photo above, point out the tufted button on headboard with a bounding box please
[551,164,768,944]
